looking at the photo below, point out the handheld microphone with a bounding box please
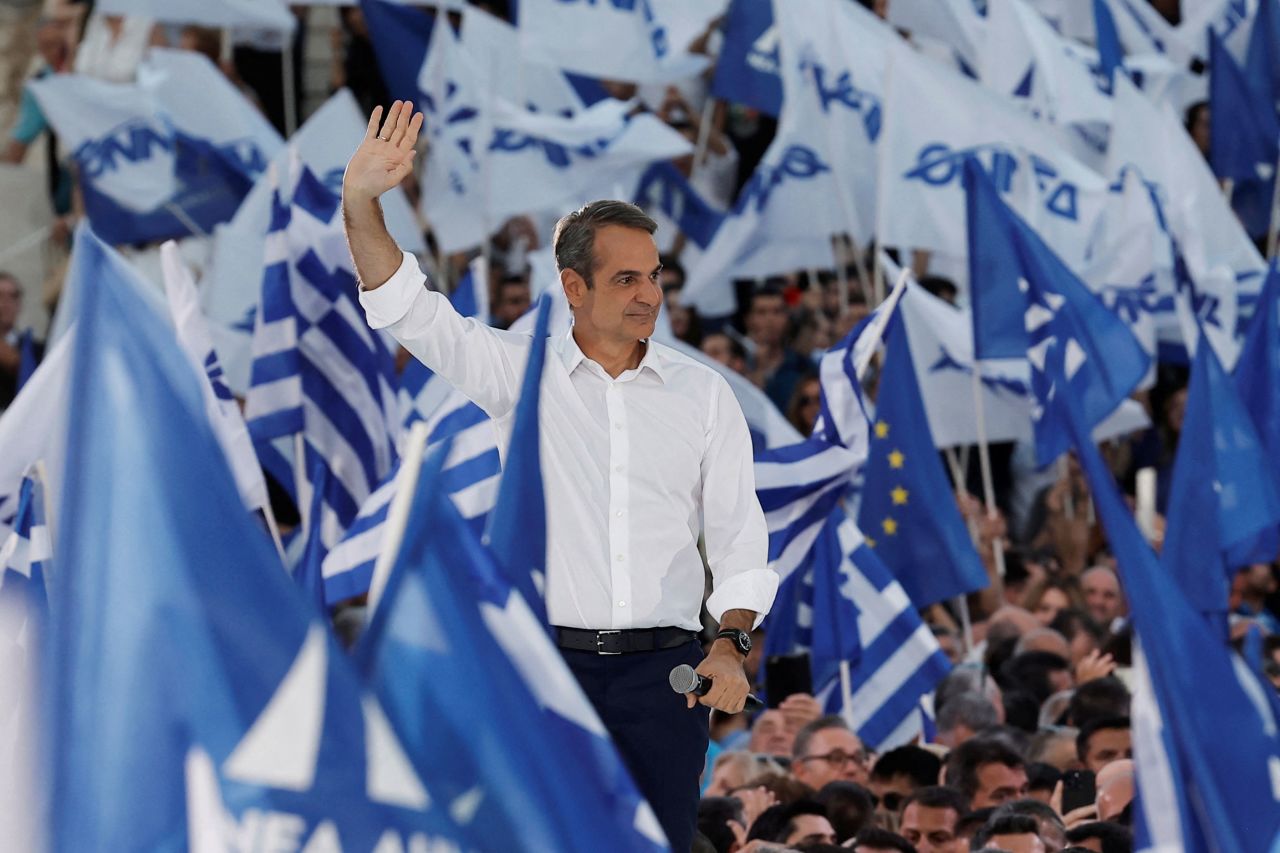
[669,664,764,713]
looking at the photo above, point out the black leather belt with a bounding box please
[554,626,698,655]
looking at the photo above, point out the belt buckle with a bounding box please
[596,630,623,655]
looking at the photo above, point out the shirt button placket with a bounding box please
[606,382,632,629]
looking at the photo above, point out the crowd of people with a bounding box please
[2,1,1279,851]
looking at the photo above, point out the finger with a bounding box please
[364,106,383,141]
[403,110,424,150]
[390,100,413,147]
[686,694,696,710]
[378,101,402,140]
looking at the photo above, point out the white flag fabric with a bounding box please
[885,0,986,70]
[878,40,1106,270]
[460,6,585,114]
[420,20,691,252]
[159,243,271,517]
[95,0,295,30]
[518,0,710,84]
[0,333,73,534]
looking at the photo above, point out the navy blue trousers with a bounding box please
[562,640,710,853]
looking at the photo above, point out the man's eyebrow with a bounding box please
[612,265,663,280]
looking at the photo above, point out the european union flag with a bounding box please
[358,437,668,853]
[1057,355,1280,853]
[856,314,988,607]
[965,157,1150,466]
[485,293,552,627]
[1162,332,1280,616]
[49,227,463,850]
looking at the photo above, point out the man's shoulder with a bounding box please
[649,339,731,388]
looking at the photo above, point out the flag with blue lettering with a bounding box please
[244,163,400,588]
[1235,263,1280,461]
[965,157,1149,466]
[357,438,668,852]
[765,505,951,751]
[879,38,1106,270]
[634,161,725,250]
[1161,331,1280,616]
[48,226,466,851]
[518,0,709,84]
[712,0,781,115]
[1055,346,1280,853]
[28,49,282,245]
[1210,29,1279,182]
[884,0,986,71]
[857,315,989,607]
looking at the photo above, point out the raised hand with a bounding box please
[343,101,424,204]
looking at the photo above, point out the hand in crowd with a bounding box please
[776,692,822,733]
[733,785,778,830]
[1073,648,1117,685]
[343,101,423,203]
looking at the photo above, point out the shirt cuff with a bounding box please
[358,250,425,330]
[705,568,779,629]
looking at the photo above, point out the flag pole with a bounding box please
[839,660,856,729]
[942,446,977,655]
[367,421,431,616]
[282,35,298,137]
[691,96,718,174]
[970,365,1007,579]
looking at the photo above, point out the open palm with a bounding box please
[343,100,425,202]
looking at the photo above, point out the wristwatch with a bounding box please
[715,628,752,657]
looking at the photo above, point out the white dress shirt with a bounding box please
[361,252,777,632]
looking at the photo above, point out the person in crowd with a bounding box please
[704,751,786,797]
[1024,762,1062,804]
[991,800,1066,852]
[814,780,876,843]
[785,375,821,437]
[1022,575,1086,627]
[848,827,917,853]
[748,709,798,758]
[74,12,157,83]
[1050,609,1106,668]
[1092,759,1134,823]
[1231,563,1280,634]
[867,745,941,820]
[943,736,1029,809]
[1063,821,1132,853]
[490,274,532,330]
[1185,101,1210,161]
[3,15,71,165]
[702,331,749,376]
[697,796,748,853]
[345,103,777,852]
[1064,677,1130,728]
[1000,651,1074,706]
[664,282,701,346]
[332,6,389,118]
[971,815,1046,853]
[956,808,996,845]
[935,692,999,748]
[1076,717,1131,774]
[0,271,33,408]
[1015,627,1072,661]
[744,284,813,411]
[1026,727,1080,772]
[747,800,837,848]
[898,786,968,853]
[791,716,871,790]
[1079,567,1126,631]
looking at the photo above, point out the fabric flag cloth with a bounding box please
[711,0,782,116]
[518,0,709,84]
[965,157,1149,466]
[484,294,551,627]
[28,49,283,245]
[856,315,989,607]
[159,242,271,519]
[47,226,465,851]
[94,0,294,30]
[1094,0,1125,85]
[633,162,725,251]
[356,437,668,853]
[1210,29,1279,182]
[15,330,38,392]
[764,505,951,751]
[1161,331,1280,617]
[1246,0,1280,116]
[1235,262,1280,461]
[245,163,400,574]
[878,38,1106,271]
[1055,351,1280,853]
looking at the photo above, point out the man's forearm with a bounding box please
[341,194,404,291]
[710,609,756,657]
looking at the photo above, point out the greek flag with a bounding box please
[244,164,400,578]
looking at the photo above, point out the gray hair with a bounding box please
[552,199,656,289]
[792,714,853,759]
[936,692,999,736]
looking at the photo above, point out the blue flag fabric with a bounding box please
[485,293,551,627]
[965,157,1150,466]
[710,0,782,116]
[1235,263,1280,461]
[1161,334,1280,615]
[0,470,50,633]
[358,438,669,853]
[360,0,435,105]
[1055,358,1280,853]
[48,227,463,851]
[15,329,38,392]
[1247,0,1280,116]
[1210,30,1280,182]
[634,161,726,250]
[857,315,989,607]
[1093,0,1124,88]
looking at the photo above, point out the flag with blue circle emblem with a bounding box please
[965,156,1149,467]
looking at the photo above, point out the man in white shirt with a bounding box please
[343,101,777,852]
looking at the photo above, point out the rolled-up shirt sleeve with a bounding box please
[701,375,777,627]
[359,251,526,419]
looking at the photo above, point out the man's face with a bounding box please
[1082,569,1123,625]
[869,772,915,820]
[1083,727,1132,773]
[745,293,787,347]
[899,804,962,853]
[563,226,661,345]
[793,727,869,788]
[988,832,1046,853]
[0,278,20,332]
[972,761,1028,808]
[36,22,68,69]
[493,280,532,328]
[748,710,794,756]
[784,813,836,847]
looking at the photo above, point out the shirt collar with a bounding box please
[553,329,667,383]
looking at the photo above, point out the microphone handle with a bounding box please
[694,672,764,713]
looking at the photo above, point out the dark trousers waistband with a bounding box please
[553,626,697,655]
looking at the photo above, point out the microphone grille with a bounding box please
[669,663,698,694]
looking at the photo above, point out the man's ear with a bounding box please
[561,268,587,309]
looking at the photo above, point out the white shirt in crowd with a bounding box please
[74,14,154,84]
[361,251,778,632]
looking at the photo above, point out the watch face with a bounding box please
[739,631,752,653]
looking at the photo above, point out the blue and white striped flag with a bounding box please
[0,469,50,625]
[245,162,400,584]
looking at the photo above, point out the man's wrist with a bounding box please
[710,637,747,660]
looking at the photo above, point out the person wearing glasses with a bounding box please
[790,715,872,791]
